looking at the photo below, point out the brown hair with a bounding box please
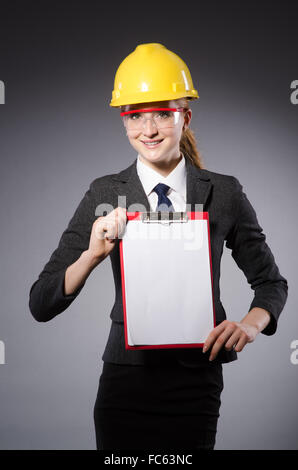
[120,97,205,169]
[175,97,205,169]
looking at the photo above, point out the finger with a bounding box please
[113,207,127,221]
[209,327,236,360]
[106,222,118,239]
[234,333,249,352]
[117,206,127,217]
[203,321,231,352]
[224,330,242,351]
[94,219,109,239]
[94,220,107,240]
[117,216,128,238]
[101,221,117,240]
[116,211,128,238]
[107,210,127,238]
[113,219,127,239]
[105,234,116,243]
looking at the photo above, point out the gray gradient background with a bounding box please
[0,1,297,450]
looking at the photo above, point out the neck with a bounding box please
[139,151,183,177]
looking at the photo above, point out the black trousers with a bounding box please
[93,360,224,450]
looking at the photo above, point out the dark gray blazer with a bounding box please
[28,155,288,367]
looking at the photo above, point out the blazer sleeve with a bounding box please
[225,177,288,335]
[29,179,98,322]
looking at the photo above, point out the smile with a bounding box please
[141,139,163,148]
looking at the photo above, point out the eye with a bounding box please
[158,111,171,118]
[129,113,140,120]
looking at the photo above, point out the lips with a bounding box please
[141,139,164,148]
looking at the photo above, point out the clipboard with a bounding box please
[119,211,216,350]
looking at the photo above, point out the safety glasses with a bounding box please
[120,107,187,131]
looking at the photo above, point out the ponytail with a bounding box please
[180,127,205,169]
[178,97,205,169]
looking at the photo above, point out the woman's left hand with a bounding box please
[203,319,260,361]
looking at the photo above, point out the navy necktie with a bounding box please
[153,183,175,212]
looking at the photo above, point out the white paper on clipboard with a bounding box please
[120,212,215,348]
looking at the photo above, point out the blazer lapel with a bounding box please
[111,158,151,212]
[184,156,213,211]
[111,154,213,212]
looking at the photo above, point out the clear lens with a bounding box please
[123,110,181,131]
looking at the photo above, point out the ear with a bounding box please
[184,108,192,130]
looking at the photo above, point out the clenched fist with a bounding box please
[87,207,127,261]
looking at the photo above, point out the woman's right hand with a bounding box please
[87,207,127,263]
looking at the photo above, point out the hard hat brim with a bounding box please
[110,91,199,108]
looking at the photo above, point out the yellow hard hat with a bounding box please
[110,43,199,108]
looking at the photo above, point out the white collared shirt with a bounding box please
[136,151,187,212]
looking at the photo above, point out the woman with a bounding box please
[29,43,288,450]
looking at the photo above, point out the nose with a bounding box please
[142,117,159,137]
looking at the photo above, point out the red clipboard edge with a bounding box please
[119,211,216,350]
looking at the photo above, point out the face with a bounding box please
[122,99,192,167]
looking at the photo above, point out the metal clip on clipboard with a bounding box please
[141,211,189,225]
